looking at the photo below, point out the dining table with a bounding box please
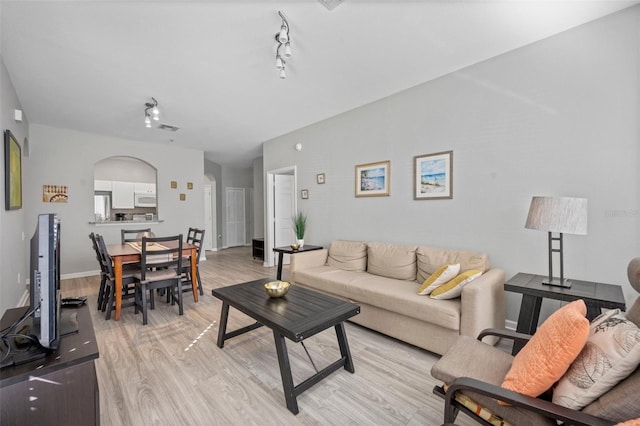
[107,241,200,321]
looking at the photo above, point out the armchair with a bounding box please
[431,258,640,426]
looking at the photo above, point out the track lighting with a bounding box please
[144,97,159,127]
[275,11,292,79]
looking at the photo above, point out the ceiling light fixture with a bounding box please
[144,97,159,128]
[275,11,292,79]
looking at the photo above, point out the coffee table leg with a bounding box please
[335,323,355,373]
[217,302,230,348]
[273,329,299,415]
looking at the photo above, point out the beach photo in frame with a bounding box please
[4,130,22,210]
[414,150,453,200]
[355,160,390,197]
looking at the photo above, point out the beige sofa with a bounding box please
[290,240,506,356]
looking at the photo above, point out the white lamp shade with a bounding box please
[279,67,286,79]
[276,56,284,69]
[284,42,292,57]
[525,196,588,235]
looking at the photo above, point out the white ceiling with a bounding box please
[2,1,638,167]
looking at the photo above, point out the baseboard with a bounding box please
[505,319,517,331]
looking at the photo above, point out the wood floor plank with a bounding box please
[61,246,509,425]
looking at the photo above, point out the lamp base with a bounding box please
[542,278,572,289]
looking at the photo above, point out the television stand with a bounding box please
[0,304,99,425]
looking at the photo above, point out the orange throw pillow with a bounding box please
[500,299,589,402]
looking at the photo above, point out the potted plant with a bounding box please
[292,212,307,247]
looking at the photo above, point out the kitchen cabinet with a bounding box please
[112,181,135,208]
[94,180,112,191]
[134,182,156,194]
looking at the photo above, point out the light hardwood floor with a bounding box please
[63,246,497,425]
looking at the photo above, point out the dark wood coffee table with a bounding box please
[211,278,360,414]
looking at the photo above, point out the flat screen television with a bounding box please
[29,213,61,350]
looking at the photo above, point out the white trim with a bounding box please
[63,270,100,280]
[505,319,517,330]
[18,290,29,307]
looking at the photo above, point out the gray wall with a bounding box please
[204,158,222,250]
[0,57,30,312]
[263,7,640,324]
[253,156,264,239]
[22,124,204,280]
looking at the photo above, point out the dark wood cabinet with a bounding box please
[252,238,264,260]
[0,304,100,425]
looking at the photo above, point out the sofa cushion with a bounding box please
[501,300,589,401]
[416,246,489,283]
[417,263,460,295]
[367,242,418,281]
[582,365,640,422]
[553,309,640,410]
[294,266,461,330]
[430,270,482,300]
[327,240,368,271]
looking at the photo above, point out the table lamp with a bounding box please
[525,196,588,288]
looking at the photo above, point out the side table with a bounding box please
[272,244,323,280]
[506,272,626,354]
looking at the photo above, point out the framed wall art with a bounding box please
[4,130,22,210]
[414,150,453,200]
[355,160,390,197]
[316,173,325,184]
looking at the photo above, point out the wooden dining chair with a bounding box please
[181,227,205,296]
[121,228,151,244]
[89,232,109,310]
[133,234,184,325]
[95,234,139,319]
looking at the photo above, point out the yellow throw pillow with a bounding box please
[430,269,482,299]
[417,263,460,295]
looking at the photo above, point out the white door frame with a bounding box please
[265,165,297,267]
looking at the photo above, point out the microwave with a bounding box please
[134,193,156,207]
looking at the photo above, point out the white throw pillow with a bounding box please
[417,263,460,295]
[552,309,640,410]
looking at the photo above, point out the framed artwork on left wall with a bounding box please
[4,130,22,210]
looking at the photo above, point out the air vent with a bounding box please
[318,0,344,10]
[158,123,180,132]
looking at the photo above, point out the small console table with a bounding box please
[506,272,626,354]
[272,245,323,280]
[0,304,100,425]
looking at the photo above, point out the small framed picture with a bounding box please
[316,173,325,184]
[301,189,309,199]
[355,160,390,197]
[179,193,186,201]
[187,182,193,190]
[171,181,177,189]
[414,150,453,200]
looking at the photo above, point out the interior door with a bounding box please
[274,174,295,265]
[226,187,245,247]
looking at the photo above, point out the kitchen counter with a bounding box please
[89,220,163,226]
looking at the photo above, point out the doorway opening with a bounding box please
[265,165,297,267]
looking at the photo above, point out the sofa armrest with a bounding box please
[290,249,329,281]
[460,269,506,344]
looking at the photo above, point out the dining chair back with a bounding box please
[95,233,138,319]
[121,228,152,244]
[89,232,109,310]
[133,234,184,325]
[181,227,205,295]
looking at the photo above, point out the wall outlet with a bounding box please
[17,272,21,284]
[21,231,25,241]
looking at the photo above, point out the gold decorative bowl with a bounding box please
[264,281,290,298]
[290,243,300,250]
